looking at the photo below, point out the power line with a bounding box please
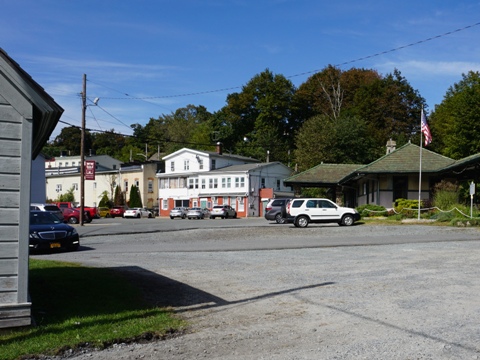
[97,21,480,101]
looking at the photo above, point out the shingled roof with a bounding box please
[356,142,455,174]
[284,163,363,186]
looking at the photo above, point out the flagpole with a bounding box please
[418,107,423,221]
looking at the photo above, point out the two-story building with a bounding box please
[157,144,294,217]
[45,155,160,209]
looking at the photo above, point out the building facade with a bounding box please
[157,145,294,217]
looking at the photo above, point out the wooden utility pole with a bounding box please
[80,74,86,225]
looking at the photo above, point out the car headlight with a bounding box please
[30,232,40,239]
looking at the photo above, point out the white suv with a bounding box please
[286,198,360,228]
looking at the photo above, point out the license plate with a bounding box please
[50,243,61,249]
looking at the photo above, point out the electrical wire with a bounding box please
[97,21,480,101]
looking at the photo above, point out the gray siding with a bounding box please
[0,104,31,328]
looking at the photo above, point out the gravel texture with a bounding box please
[30,224,480,359]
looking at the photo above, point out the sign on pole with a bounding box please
[85,160,96,180]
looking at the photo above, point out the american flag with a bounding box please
[421,109,432,146]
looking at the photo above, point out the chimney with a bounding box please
[386,139,396,154]
[216,142,223,155]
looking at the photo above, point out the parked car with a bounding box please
[287,198,360,228]
[98,207,111,218]
[210,205,237,219]
[187,207,210,219]
[56,202,99,219]
[30,203,64,222]
[264,198,292,224]
[29,210,80,252]
[124,207,154,218]
[60,207,92,224]
[110,206,128,218]
[170,207,188,219]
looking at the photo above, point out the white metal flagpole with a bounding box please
[418,107,423,220]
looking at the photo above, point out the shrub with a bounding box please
[433,180,460,209]
[356,204,388,217]
[393,198,421,218]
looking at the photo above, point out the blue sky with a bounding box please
[1,1,479,140]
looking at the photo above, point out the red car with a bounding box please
[61,207,92,224]
[110,206,127,218]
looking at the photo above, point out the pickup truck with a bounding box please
[56,202,100,219]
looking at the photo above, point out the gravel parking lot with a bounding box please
[35,223,480,359]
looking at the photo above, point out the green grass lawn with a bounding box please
[0,259,186,360]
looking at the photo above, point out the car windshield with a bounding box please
[30,212,62,225]
[189,208,201,211]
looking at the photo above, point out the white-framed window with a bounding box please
[65,162,69,166]
[227,177,231,188]
[211,159,216,170]
[124,180,128,192]
[162,199,168,209]
[238,197,245,212]
[59,162,63,167]
[235,177,245,188]
[193,200,198,207]
[170,161,175,171]
[189,178,194,189]
[72,161,76,166]
[148,179,153,193]
[222,178,226,188]
[201,179,206,189]
[199,159,204,170]
[73,183,78,191]
[184,160,189,170]
[56,184,62,192]
[223,196,228,205]
[135,180,140,187]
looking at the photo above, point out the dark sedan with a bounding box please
[29,211,80,252]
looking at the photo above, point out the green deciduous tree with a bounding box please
[430,71,480,159]
[293,115,374,171]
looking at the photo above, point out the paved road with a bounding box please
[72,217,480,252]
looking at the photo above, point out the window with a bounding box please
[73,183,78,191]
[124,180,128,192]
[211,159,216,170]
[213,178,218,188]
[222,178,226,188]
[162,199,168,209]
[148,179,153,193]
[56,184,62,192]
[170,161,175,171]
[235,177,245,188]
[113,165,117,170]
[59,162,63,167]
[184,160,189,171]
[201,178,206,189]
[65,162,69,166]
[227,177,231,188]
[199,159,204,170]
[135,180,140,187]
[189,178,194,189]
[72,162,76,166]
[93,182,97,189]
[261,178,266,188]
[276,179,281,190]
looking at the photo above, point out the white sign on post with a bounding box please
[470,182,475,218]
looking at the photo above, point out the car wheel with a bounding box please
[106,214,111,218]
[182,214,186,219]
[210,216,214,219]
[148,213,153,218]
[341,214,354,226]
[69,217,78,224]
[233,212,237,219]
[225,213,229,219]
[275,214,286,224]
[137,213,141,218]
[295,215,309,228]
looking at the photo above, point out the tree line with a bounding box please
[42,66,480,171]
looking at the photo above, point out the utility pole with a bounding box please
[80,74,86,225]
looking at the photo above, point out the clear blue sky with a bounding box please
[1,1,479,140]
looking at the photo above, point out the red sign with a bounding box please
[85,160,96,180]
